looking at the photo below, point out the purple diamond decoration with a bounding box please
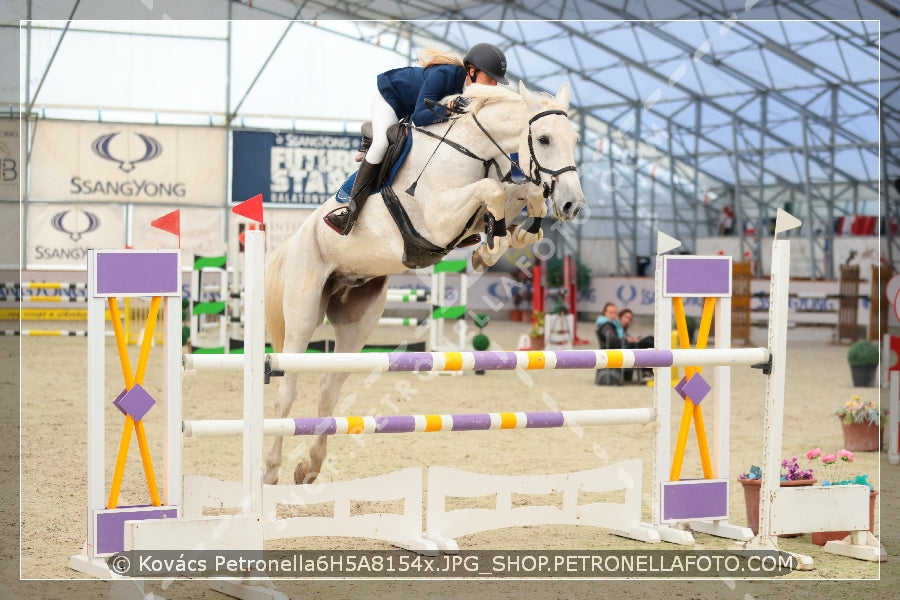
[113,383,156,422]
[674,376,689,400]
[682,373,711,406]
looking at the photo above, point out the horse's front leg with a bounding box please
[472,183,544,270]
[508,184,547,249]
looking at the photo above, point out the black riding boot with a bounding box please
[327,159,381,235]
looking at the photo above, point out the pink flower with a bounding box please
[805,448,821,460]
[822,454,838,465]
[838,448,854,463]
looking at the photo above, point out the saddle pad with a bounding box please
[335,132,413,203]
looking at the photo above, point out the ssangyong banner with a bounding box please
[232,130,361,207]
[29,121,226,204]
[27,203,124,268]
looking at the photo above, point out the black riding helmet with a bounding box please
[463,43,508,84]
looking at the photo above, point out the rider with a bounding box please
[327,43,509,235]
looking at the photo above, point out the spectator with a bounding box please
[618,309,655,349]
[595,302,624,349]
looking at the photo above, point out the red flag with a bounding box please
[232,194,264,224]
[150,210,181,248]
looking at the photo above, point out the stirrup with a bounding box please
[324,206,350,233]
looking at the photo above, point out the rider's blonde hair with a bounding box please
[418,48,464,68]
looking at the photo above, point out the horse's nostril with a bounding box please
[573,206,582,218]
[563,202,573,214]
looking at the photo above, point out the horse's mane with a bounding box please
[446,84,561,115]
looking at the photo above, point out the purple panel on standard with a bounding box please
[554,351,600,369]
[374,415,417,433]
[96,253,179,296]
[674,376,688,400]
[388,352,433,372]
[112,383,156,422]
[472,351,518,370]
[96,506,178,555]
[661,480,728,522]
[450,413,493,431]
[293,418,337,436]
[631,350,674,368]
[682,373,712,406]
[664,257,731,297]
[526,412,566,428]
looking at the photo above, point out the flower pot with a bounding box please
[738,477,817,536]
[849,363,877,387]
[840,420,882,451]
[509,309,524,322]
[810,489,877,546]
[529,336,545,351]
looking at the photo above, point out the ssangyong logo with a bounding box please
[51,210,100,242]
[72,130,185,198]
[91,132,162,172]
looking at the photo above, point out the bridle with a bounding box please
[410,102,578,199]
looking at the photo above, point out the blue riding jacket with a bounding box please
[376,64,467,127]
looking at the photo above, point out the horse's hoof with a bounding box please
[471,248,488,272]
[294,461,318,485]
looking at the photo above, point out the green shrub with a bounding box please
[847,340,879,365]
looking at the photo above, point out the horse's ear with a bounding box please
[555,83,571,111]
[519,80,542,112]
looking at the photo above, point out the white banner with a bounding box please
[0,118,20,201]
[131,205,225,260]
[27,203,124,268]
[29,121,226,204]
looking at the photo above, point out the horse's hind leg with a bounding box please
[294,276,390,485]
[263,264,328,485]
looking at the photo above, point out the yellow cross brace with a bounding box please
[105,296,162,509]
[669,295,716,482]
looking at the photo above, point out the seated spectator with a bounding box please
[618,309,655,349]
[595,302,624,349]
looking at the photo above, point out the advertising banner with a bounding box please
[29,121,226,204]
[0,118,19,201]
[27,203,124,268]
[232,130,361,207]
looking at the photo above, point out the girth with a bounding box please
[381,186,479,269]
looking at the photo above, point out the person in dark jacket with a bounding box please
[618,308,655,349]
[327,43,509,235]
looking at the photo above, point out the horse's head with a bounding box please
[517,82,585,221]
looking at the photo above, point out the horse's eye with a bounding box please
[538,135,550,145]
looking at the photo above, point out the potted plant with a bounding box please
[472,313,491,375]
[804,447,878,545]
[529,310,545,351]
[737,457,816,536]
[847,339,879,387]
[835,395,886,451]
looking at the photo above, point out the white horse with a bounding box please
[264,81,585,484]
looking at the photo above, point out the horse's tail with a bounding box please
[264,241,289,353]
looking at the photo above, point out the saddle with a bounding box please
[336,121,410,203]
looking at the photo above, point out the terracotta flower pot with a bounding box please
[509,309,524,322]
[840,419,882,451]
[810,489,878,546]
[529,336,545,351]
[738,477,817,536]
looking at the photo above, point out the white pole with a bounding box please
[85,250,105,560]
[242,230,265,528]
[755,236,791,547]
[164,274,182,506]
